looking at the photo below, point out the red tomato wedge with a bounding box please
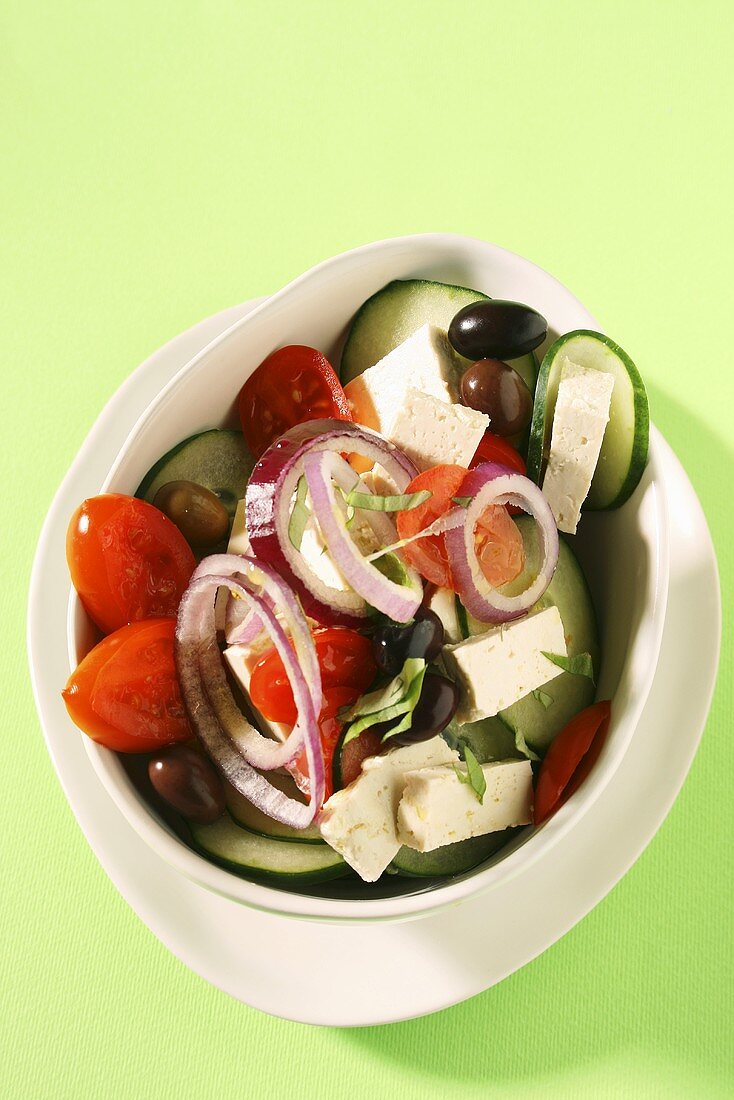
[67,495,196,635]
[238,345,352,459]
[470,431,526,473]
[291,685,357,804]
[534,701,612,825]
[396,464,525,590]
[249,627,377,726]
[62,619,192,753]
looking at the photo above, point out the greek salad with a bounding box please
[63,278,648,888]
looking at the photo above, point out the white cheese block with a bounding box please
[397,759,533,852]
[318,737,459,882]
[541,358,615,534]
[227,498,251,555]
[442,606,567,723]
[223,642,290,745]
[387,388,489,471]
[344,323,460,437]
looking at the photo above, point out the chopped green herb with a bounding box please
[532,688,553,709]
[542,651,595,684]
[513,727,540,762]
[373,551,409,587]
[454,745,486,804]
[451,495,474,508]
[342,658,426,746]
[345,488,432,512]
[288,476,310,551]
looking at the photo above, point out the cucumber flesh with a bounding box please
[391,830,514,877]
[527,330,648,510]
[190,815,346,883]
[340,279,537,393]
[497,517,599,753]
[136,429,255,522]
[225,776,323,843]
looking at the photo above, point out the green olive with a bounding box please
[153,480,230,548]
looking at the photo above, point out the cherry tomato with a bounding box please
[238,345,352,459]
[62,619,192,753]
[396,465,525,590]
[290,685,357,804]
[67,495,196,635]
[249,627,377,726]
[534,700,612,825]
[470,431,527,473]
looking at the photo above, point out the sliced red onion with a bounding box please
[445,462,559,623]
[246,418,419,627]
[303,450,422,622]
[175,562,324,826]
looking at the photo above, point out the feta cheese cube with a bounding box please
[318,737,459,881]
[344,324,460,437]
[387,388,489,471]
[442,606,567,723]
[541,358,615,534]
[227,498,251,555]
[397,759,533,851]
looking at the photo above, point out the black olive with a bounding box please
[371,608,445,677]
[148,744,226,824]
[460,359,533,436]
[388,674,459,747]
[449,300,547,362]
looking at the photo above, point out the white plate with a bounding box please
[28,300,720,1026]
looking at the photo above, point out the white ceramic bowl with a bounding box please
[67,234,669,922]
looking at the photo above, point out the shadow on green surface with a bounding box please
[337,384,732,1093]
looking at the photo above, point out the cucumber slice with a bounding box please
[190,815,346,883]
[136,429,254,522]
[498,517,599,753]
[225,778,323,843]
[340,279,537,393]
[391,830,513,878]
[527,330,649,510]
[459,716,523,763]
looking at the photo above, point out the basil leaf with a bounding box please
[345,488,432,512]
[342,658,426,746]
[451,495,474,508]
[454,745,486,804]
[542,651,595,684]
[380,666,427,742]
[513,727,540,762]
[288,475,310,551]
[532,688,553,709]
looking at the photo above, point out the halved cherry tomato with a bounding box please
[62,619,192,753]
[249,627,377,726]
[396,465,525,590]
[67,495,196,635]
[534,700,612,825]
[238,345,352,459]
[470,431,526,473]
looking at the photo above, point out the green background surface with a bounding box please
[3,1,732,1097]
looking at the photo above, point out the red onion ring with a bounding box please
[303,450,422,622]
[246,419,419,627]
[175,560,324,826]
[444,462,559,623]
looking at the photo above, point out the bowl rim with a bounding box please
[68,233,670,922]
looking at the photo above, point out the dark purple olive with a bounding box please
[148,744,226,824]
[372,609,445,677]
[460,358,533,436]
[448,299,547,362]
[153,480,230,548]
[388,675,459,746]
